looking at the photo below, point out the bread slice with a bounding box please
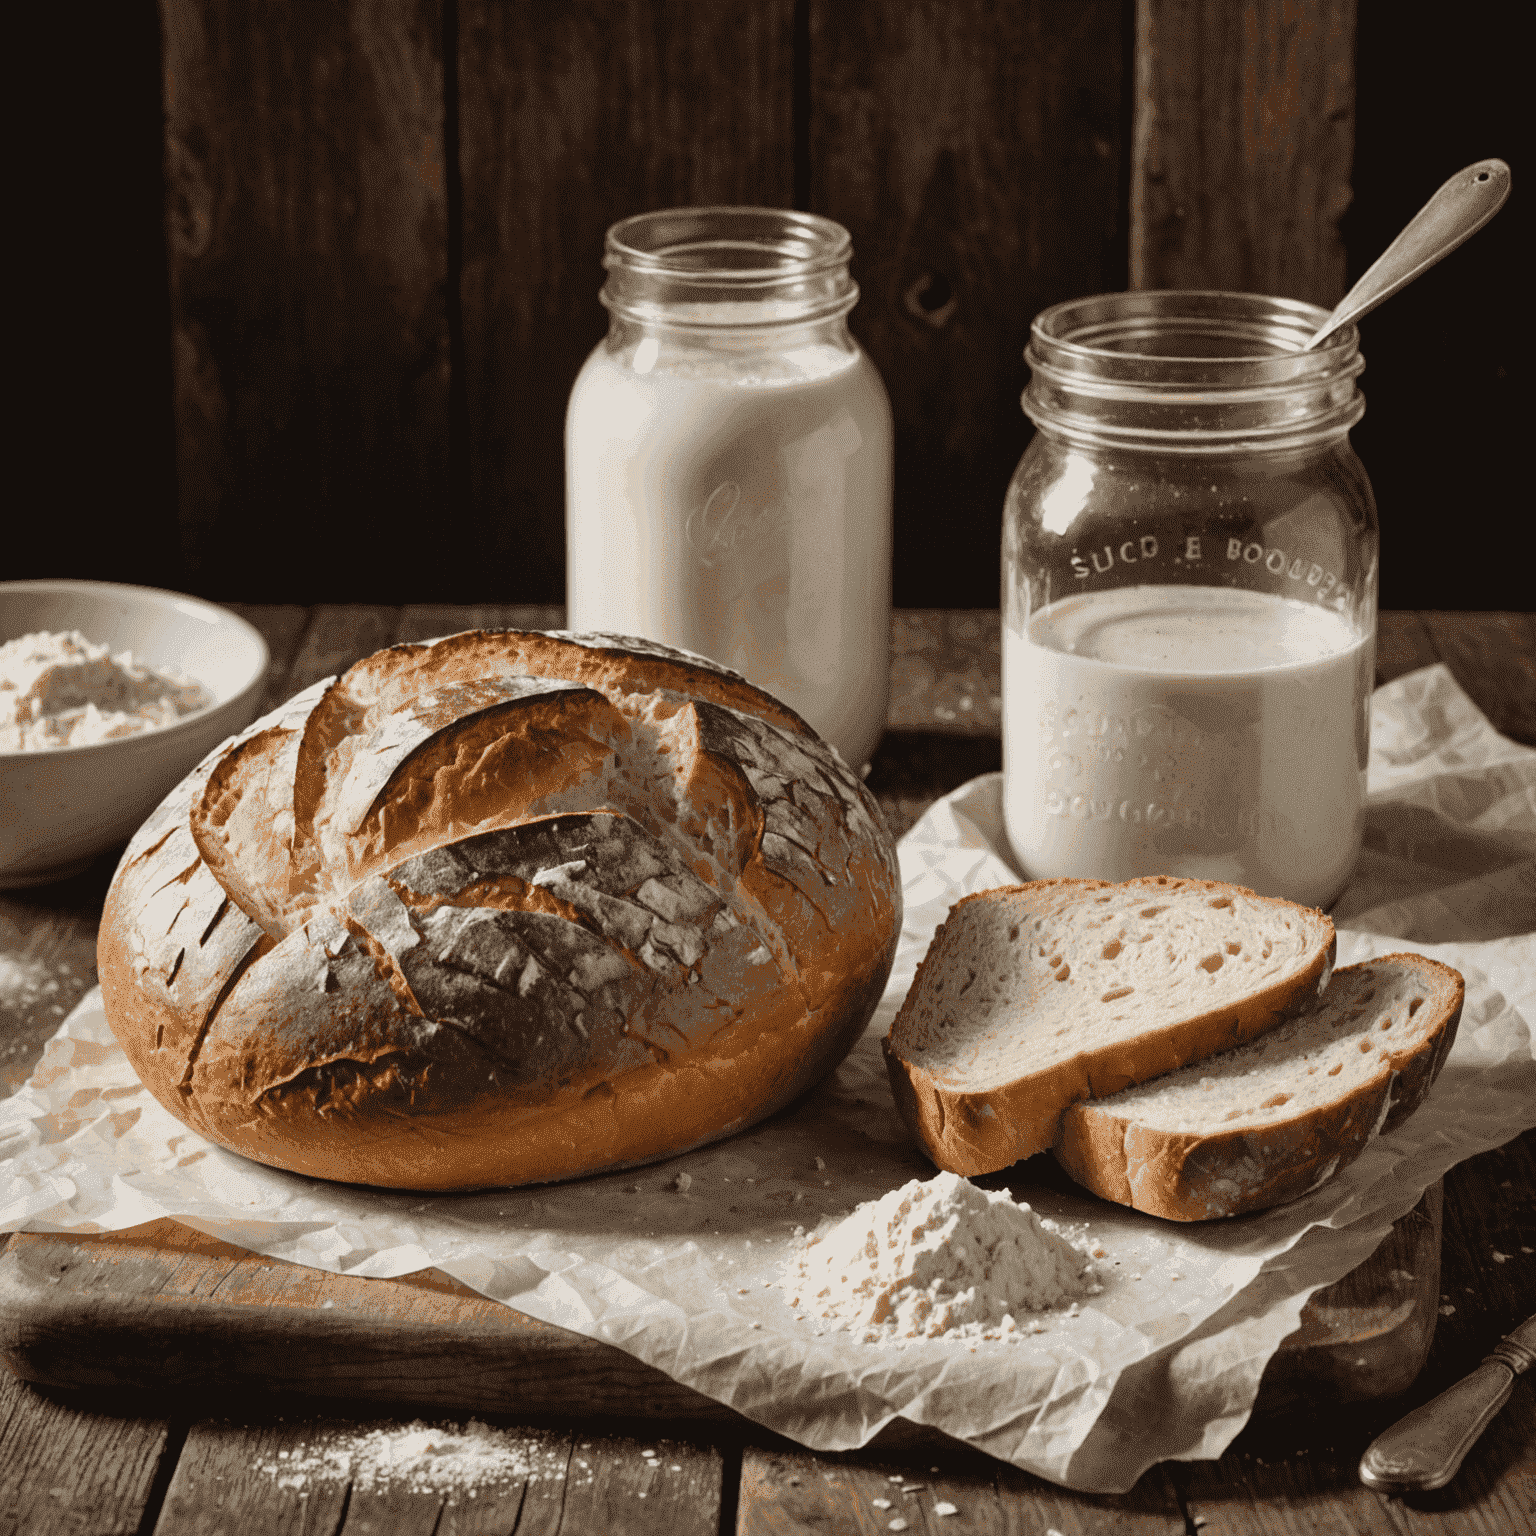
[882,878,1336,1176]
[1053,953,1463,1220]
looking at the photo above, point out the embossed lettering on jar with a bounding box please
[565,208,894,771]
[1001,292,1379,910]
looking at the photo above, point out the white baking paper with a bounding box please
[2,663,1533,1491]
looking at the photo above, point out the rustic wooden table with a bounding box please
[2,607,1533,1535]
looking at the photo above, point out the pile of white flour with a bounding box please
[782,1172,1102,1342]
[0,629,211,751]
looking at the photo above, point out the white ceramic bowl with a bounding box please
[0,580,269,887]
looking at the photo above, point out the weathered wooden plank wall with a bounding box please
[814,0,1126,603]
[155,0,1362,607]
[1132,0,1354,303]
[162,0,451,592]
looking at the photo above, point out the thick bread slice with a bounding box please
[1053,954,1463,1220]
[882,878,1335,1176]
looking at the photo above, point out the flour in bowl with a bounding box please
[782,1171,1102,1342]
[0,629,212,750]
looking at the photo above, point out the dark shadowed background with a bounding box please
[10,1,1522,612]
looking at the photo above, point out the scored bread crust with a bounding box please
[98,629,900,1190]
[1052,954,1463,1221]
[882,878,1336,1177]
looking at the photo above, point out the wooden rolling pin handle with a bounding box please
[1360,1326,1535,1493]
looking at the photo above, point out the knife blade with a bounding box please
[1359,1312,1536,1493]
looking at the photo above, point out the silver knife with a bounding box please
[1359,1312,1536,1493]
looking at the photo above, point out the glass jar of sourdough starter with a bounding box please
[1002,291,1378,910]
[565,207,894,770]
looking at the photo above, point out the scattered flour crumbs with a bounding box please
[257,1420,557,1500]
[782,1171,1104,1343]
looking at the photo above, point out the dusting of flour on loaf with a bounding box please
[0,629,211,751]
[782,1172,1101,1342]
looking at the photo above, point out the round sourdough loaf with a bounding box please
[98,629,900,1189]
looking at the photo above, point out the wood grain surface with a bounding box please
[1131,0,1355,303]
[162,0,451,596]
[739,1442,1189,1535]
[0,1373,176,1536]
[149,1417,722,1536]
[813,0,1126,607]
[0,1220,727,1421]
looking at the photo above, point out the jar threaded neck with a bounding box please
[601,207,858,328]
[1023,291,1366,451]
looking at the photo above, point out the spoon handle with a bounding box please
[1305,158,1511,350]
[1358,1313,1536,1493]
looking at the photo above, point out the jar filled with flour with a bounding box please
[565,207,893,770]
[1002,291,1378,910]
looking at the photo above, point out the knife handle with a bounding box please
[1359,1354,1518,1493]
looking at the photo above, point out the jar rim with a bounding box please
[1022,291,1366,450]
[599,208,859,330]
[1030,290,1358,369]
[604,207,853,281]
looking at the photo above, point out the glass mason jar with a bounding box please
[565,207,894,770]
[1001,291,1379,911]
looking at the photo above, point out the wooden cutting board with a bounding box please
[0,1183,1441,1423]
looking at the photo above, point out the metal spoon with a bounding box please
[1359,1311,1536,1493]
[1305,158,1511,350]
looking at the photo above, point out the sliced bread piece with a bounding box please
[1053,953,1464,1220]
[882,877,1336,1176]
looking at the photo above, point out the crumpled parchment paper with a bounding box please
[2,663,1533,1491]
